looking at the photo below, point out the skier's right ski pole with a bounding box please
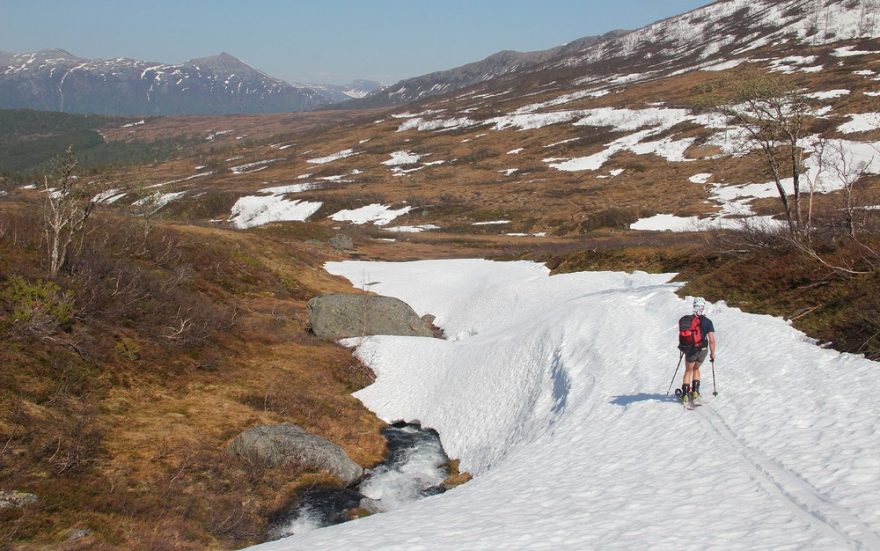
[666,352,684,396]
[711,358,718,396]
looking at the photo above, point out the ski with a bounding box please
[674,389,694,410]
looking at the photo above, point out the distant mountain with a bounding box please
[339,30,630,108]
[320,79,386,101]
[0,50,370,116]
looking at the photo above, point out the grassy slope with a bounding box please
[0,204,388,549]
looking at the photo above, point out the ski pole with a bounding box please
[711,358,718,396]
[666,352,684,396]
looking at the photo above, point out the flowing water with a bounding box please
[267,422,451,540]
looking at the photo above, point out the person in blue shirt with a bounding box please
[680,297,716,407]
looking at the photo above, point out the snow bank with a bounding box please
[255,259,880,550]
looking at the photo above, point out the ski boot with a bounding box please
[674,389,693,410]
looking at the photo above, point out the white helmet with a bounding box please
[693,297,706,314]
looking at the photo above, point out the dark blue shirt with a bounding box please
[698,315,715,348]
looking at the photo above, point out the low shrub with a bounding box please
[578,207,641,232]
[1,276,75,336]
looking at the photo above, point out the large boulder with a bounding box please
[308,294,434,339]
[228,423,363,485]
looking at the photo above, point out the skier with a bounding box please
[677,297,716,409]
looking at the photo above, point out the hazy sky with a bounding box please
[1,0,710,85]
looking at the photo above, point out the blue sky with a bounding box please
[0,0,709,85]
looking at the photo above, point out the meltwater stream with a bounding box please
[267,422,451,540]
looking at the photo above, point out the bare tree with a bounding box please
[704,70,811,238]
[794,139,879,275]
[42,147,102,276]
[128,180,166,247]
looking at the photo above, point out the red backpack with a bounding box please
[678,314,703,351]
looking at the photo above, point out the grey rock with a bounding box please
[329,234,354,251]
[67,528,93,541]
[0,490,37,509]
[358,497,384,514]
[308,294,434,339]
[228,423,362,485]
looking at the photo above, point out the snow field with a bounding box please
[256,259,880,550]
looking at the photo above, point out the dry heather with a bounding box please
[0,203,393,549]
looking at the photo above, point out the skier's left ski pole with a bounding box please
[666,352,684,396]
[711,358,718,396]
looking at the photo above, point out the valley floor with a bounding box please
[255,259,880,550]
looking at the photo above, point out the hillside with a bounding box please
[339,30,629,109]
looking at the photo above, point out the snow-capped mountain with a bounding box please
[0,50,358,115]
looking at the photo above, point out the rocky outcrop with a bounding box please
[228,423,362,485]
[0,490,37,509]
[308,294,434,339]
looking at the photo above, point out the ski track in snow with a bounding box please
[696,404,880,550]
[253,260,880,551]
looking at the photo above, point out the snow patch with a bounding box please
[330,204,412,226]
[306,149,360,164]
[805,89,850,100]
[229,196,322,229]
[838,113,880,134]
[689,173,713,184]
[382,151,424,166]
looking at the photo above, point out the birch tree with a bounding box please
[42,146,100,276]
[704,70,811,238]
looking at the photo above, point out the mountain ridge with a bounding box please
[0,50,383,116]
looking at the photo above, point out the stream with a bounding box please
[267,421,452,539]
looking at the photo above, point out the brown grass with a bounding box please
[0,205,388,549]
